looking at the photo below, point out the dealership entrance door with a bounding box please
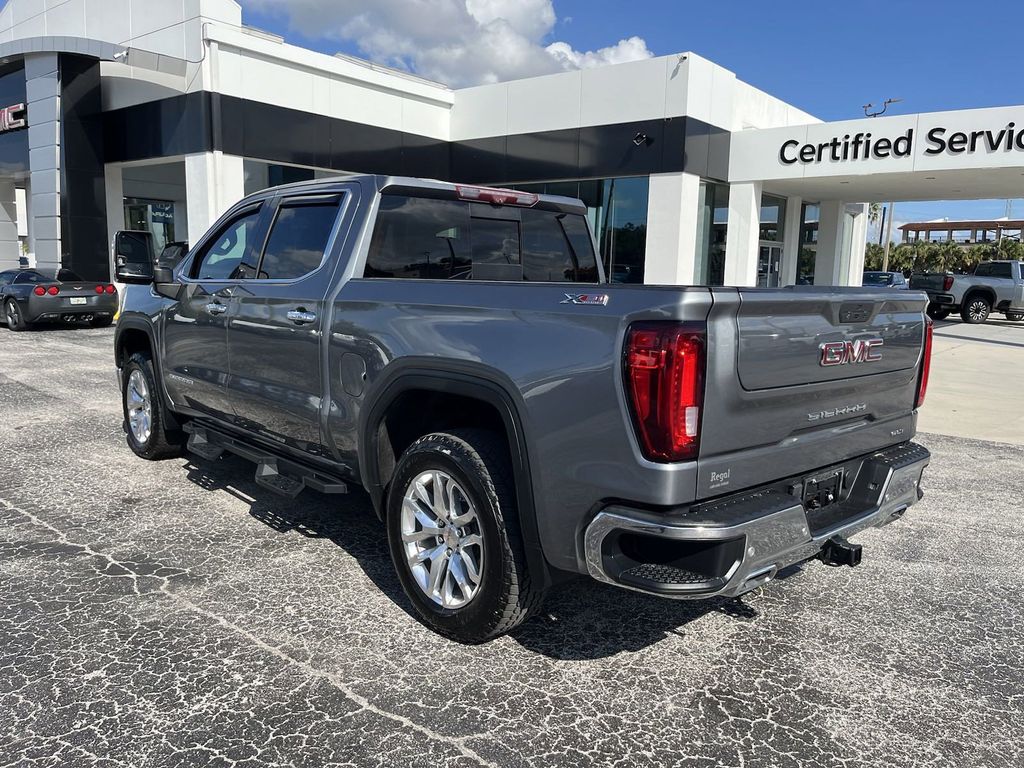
[757,243,782,287]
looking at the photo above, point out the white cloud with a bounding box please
[240,0,654,87]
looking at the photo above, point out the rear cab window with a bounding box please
[365,193,599,283]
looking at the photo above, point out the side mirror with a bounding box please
[114,230,155,284]
[152,265,182,301]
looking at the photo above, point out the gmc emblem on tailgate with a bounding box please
[819,338,884,367]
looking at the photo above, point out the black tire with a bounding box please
[960,294,991,324]
[91,316,114,328]
[121,351,185,460]
[4,298,30,331]
[385,429,545,643]
[1005,311,1024,322]
[926,304,952,321]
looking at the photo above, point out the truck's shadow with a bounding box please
[182,454,785,660]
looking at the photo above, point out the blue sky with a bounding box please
[238,1,1024,232]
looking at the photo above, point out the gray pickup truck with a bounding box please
[911,260,1024,323]
[114,176,933,642]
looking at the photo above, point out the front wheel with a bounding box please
[926,304,952,321]
[121,351,185,460]
[385,429,545,643]
[1005,311,1024,322]
[960,296,991,324]
[4,298,30,331]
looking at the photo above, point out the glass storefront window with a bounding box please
[759,194,786,243]
[695,180,728,286]
[797,203,819,285]
[124,197,176,254]
[243,159,342,196]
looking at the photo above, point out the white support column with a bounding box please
[814,200,845,286]
[723,181,761,287]
[23,179,34,265]
[185,152,245,245]
[25,53,62,275]
[104,164,124,279]
[845,203,868,286]
[781,195,803,287]
[0,180,19,271]
[644,171,702,285]
[815,201,868,287]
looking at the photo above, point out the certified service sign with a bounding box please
[0,103,27,134]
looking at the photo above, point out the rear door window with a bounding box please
[258,198,340,280]
[366,194,598,283]
[990,262,1013,279]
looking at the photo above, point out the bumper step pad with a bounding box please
[620,563,714,587]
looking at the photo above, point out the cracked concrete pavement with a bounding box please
[0,326,1021,767]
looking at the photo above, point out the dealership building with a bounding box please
[2,0,1024,287]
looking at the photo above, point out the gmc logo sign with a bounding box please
[819,338,884,367]
[0,103,26,133]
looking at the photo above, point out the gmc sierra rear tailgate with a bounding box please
[696,286,929,499]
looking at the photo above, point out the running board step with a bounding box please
[255,461,305,498]
[183,422,349,498]
[187,431,224,461]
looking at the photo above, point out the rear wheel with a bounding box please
[122,351,185,460]
[90,315,114,328]
[385,429,545,643]
[1005,311,1024,322]
[960,295,991,324]
[926,304,951,321]
[4,298,29,331]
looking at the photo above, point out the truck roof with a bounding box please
[242,174,588,213]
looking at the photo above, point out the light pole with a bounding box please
[863,99,903,271]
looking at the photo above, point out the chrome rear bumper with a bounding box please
[584,442,930,599]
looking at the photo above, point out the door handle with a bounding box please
[205,302,228,315]
[286,309,317,325]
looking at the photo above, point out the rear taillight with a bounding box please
[105,284,116,294]
[942,275,954,291]
[33,286,45,296]
[47,285,58,295]
[916,316,934,408]
[95,285,104,294]
[624,322,706,462]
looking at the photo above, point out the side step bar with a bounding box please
[183,422,349,499]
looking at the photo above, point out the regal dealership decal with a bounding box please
[779,123,1024,165]
[0,103,27,133]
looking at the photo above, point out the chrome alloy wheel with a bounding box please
[400,470,484,609]
[5,300,19,326]
[968,299,989,321]
[126,369,153,444]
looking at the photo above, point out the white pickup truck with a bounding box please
[911,260,1024,323]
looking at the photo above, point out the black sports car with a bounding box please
[1,268,118,331]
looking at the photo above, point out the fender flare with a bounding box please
[961,287,997,307]
[114,318,180,428]
[359,358,551,588]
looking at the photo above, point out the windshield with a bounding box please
[862,272,894,286]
